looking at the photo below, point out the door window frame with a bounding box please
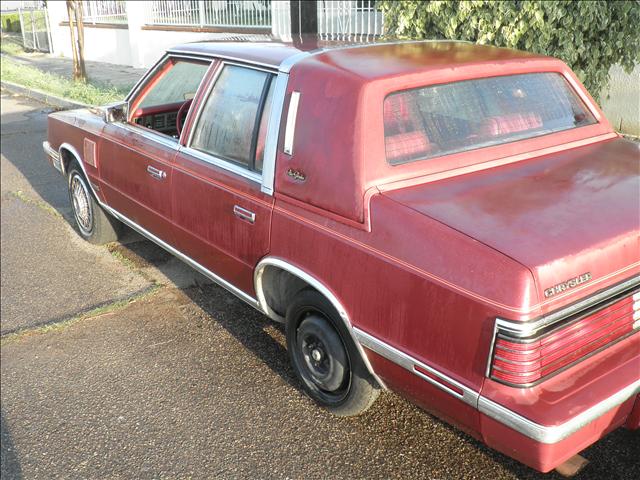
[181,60,278,185]
[120,53,214,149]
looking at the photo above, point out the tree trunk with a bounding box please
[66,0,86,82]
[66,1,80,80]
[74,1,87,81]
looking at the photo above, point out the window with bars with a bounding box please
[383,73,596,165]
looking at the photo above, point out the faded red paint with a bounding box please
[46,39,640,473]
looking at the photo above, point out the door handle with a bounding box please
[147,165,166,180]
[233,205,255,224]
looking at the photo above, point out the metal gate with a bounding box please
[18,5,52,53]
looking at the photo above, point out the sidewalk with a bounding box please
[4,49,146,92]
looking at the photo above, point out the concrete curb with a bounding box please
[0,81,90,110]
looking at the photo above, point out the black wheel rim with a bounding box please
[294,313,351,404]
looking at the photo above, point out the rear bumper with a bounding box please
[480,390,638,472]
[357,327,639,472]
[479,379,640,444]
[43,141,63,173]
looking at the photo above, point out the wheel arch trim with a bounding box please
[254,256,387,389]
[59,142,102,201]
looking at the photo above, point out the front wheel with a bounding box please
[67,162,120,244]
[286,289,380,417]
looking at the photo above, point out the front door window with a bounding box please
[129,58,210,138]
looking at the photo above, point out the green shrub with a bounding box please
[1,12,21,32]
[378,0,640,99]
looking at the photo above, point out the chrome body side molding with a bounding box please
[353,327,640,444]
[254,257,387,389]
[52,144,262,310]
[102,204,261,309]
[354,327,479,406]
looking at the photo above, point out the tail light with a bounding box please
[489,288,640,387]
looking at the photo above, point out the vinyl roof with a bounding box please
[168,37,548,78]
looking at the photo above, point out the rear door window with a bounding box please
[384,73,596,165]
[190,64,274,172]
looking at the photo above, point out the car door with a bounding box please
[172,62,276,294]
[98,56,212,243]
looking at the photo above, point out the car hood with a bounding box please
[383,137,640,312]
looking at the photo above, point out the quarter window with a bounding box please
[191,64,274,172]
[383,72,597,165]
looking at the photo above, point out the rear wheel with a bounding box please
[286,289,380,416]
[67,162,120,244]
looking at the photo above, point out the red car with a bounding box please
[43,39,639,473]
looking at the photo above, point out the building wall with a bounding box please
[600,64,640,137]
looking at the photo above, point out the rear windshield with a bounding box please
[383,72,596,165]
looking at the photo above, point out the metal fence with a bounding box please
[18,6,52,53]
[145,0,272,28]
[81,0,128,24]
[317,0,384,39]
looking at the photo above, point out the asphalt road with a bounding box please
[1,91,638,480]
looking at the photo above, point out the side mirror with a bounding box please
[101,101,129,123]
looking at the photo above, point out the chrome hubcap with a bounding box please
[71,175,92,234]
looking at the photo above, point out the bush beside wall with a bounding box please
[378,0,640,100]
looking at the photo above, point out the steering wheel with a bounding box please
[176,98,193,136]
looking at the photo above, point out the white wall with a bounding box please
[47,1,270,69]
[600,64,640,137]
[50,24,133,66]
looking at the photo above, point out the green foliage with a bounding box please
[1,13,21,32]
[377,0,640,98]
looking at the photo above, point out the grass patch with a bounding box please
[0,36,25,55]
[11,190,62,218]
[0,55,129,105]
[0,285,162,345]
[107,243,142,271]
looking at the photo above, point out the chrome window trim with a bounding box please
[352,327,640,444]
[184,60,278,188]
[114,122,180,150]
[261,71,289,195]
[278,50,313,74]
[125,53,214,105]
[178,146,262,184]
[283,91,300,156]
[254,257,387,389]
[166,49,278,70]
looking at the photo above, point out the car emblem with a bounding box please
[544,272,592,298]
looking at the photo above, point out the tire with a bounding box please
[286,289,380,417]
[67,161,120,244]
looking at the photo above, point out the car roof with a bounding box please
[167,37,549,79]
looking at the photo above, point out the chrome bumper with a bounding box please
[43,141,62,173]
[354,327,640,444]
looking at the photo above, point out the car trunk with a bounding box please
[383,137,640,313]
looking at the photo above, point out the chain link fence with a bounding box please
[18,6,52,53]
